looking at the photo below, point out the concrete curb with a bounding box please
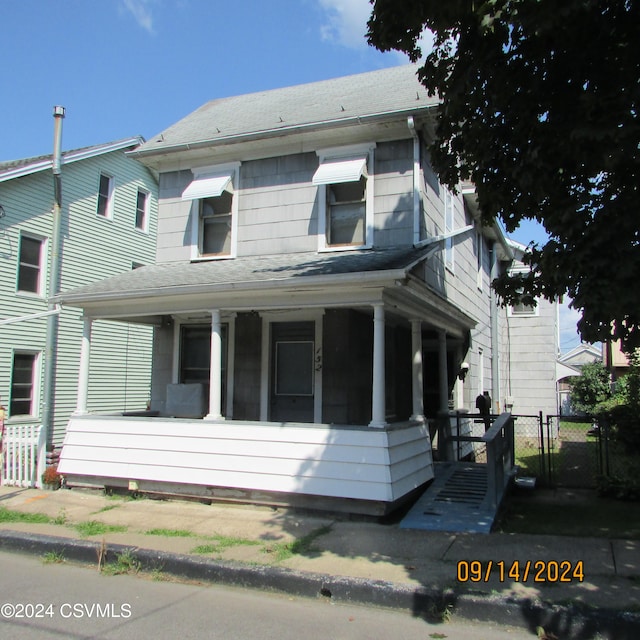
[1,530,639,639]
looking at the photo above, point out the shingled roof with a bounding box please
[58,247,432,305]
[133,64,436,157]
[0,137,144,182]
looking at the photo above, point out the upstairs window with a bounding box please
[314,145,374,251]
[135,188,149,232]
[510,299,538,317]
[17,234,44,295]
[508,269,538,316]
[326,177,366,246]
[97,173,114,218]
[199,191,233,255]
[183,164,239,259]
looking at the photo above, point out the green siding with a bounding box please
[0,145,157,446]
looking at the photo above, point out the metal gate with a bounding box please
[512,414,609,489]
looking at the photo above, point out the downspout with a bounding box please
[490,242,500,412]
[41,106,65,447]
[407,117,421,245]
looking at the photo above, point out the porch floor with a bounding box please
[399,461,498,533]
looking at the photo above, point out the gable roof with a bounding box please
[0,136,144,183]
[132,65,436,160]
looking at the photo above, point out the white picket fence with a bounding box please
[0,422,46,488]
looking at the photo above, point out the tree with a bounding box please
[367,0,640,351]
[569,361,611,415]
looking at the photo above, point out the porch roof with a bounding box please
[56,247,476,335]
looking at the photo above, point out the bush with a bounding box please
[569,361,611,414]
[41,465,61,488]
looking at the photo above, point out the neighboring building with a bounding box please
[56,65,552,515]
[559,343,602,371]
[0,138,158,449]
[501,240,560,418]
[557,343,602,415]
[603,340,629,381]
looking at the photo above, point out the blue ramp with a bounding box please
[400,462,498,533]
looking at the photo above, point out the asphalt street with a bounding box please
[0,552,532,640]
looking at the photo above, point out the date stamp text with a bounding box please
[457,560,584,583]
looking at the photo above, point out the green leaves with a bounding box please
[369,0,640,349]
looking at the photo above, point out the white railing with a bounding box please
[1,422,46,488]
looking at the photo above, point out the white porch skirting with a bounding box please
[58,415,434,511]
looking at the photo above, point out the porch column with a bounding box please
[205,309,224,421]
[74,317,93,415]
[410,319,425,423]
[438,330,449,413]
[369,304,387,428]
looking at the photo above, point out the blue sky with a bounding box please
[2,0,582,350]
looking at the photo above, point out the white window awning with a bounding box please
[312,157,367,186]
[182,173,233,201]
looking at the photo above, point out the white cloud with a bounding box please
[317,0,433,59]
[317,0,371,49]
[121,0,155,34]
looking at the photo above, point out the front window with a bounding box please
[200,191,233,256]
[313,145,374,251]
[97,173,114,218]
[10,352,38,417]
[326,177,366,246]
[182,164,239,260]
[179,325,228,413]
[17,235,44,294]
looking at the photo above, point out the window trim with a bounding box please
[475,228,484,291]
[9,350,41,418]
[444,188,455,272]
[16,233,46,296]
[315,144,375,252]
[135,187,150,233]
[96,172,115,219]
[187,162,240,261]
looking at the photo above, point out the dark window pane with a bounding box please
[18,265,39,293]
[10,353,36,416]
[275,341,314,396]
[20,236,41,266]
[97,174,111,216]
[135,190,147,229]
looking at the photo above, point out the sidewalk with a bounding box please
[1,485,638,638]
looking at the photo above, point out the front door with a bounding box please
[270,321,315,423]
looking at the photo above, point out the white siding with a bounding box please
[59,416,433,504]
[0,148,157,446]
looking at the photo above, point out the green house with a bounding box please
[0,137,158,474]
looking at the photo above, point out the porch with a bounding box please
[56,248,477,515]
[57,414,433,516]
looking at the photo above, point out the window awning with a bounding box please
[312,157,367,185]
[182,173,233,201]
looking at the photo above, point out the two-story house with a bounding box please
[0,138,158,473]
[502,240,560,420]
[56,65,514,515]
